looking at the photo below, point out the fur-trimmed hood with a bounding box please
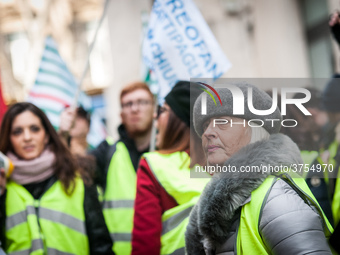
[191,133,303,248]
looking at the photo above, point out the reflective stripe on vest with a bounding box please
[5,178,89,255]
[144,151,210,255]
[162,206,193,235]
[236,173,333,254]
[8,247,75,255]
[6,206,85,234]
[103,141,136,255]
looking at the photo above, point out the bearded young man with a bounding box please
[90,81,154,255]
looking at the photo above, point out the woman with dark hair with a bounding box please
[131,81,210,255]
[0,102,114,255]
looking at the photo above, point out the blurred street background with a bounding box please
[0,0,339,140]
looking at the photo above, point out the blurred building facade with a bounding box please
[0,0,339,139]
[0,0,112,98]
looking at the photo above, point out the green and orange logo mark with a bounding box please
[198,82,223,106]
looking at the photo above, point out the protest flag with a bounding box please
[27,36,106,147]
[143,0,232,102]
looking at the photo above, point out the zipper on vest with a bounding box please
[34,199,47,255]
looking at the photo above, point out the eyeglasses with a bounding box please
[156,105,168,119]
[121,99,152,110]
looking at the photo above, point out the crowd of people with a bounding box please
[0,10,340,255]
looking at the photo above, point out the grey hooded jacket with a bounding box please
[185,134,332,255]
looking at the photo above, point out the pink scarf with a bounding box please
[7,148,56,185]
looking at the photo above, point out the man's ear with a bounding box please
[120,111,125,125]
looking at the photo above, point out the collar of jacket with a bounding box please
[196,133,303,245]
[117,124,149,171]
[118,124,132,144]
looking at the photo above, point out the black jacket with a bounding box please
[89,124,149,192]
[0,175,114,255]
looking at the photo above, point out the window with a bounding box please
[300,0,334,78]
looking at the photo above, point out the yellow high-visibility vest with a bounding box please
[237,173,332,254]
[144,151,210,255]
[102,141,136,255]
[5,177,89,255]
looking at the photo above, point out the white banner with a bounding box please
[143,0,232,102]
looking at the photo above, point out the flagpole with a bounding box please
[72,0,110,108]
[149,94,158,152]
[59,0,110,143]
